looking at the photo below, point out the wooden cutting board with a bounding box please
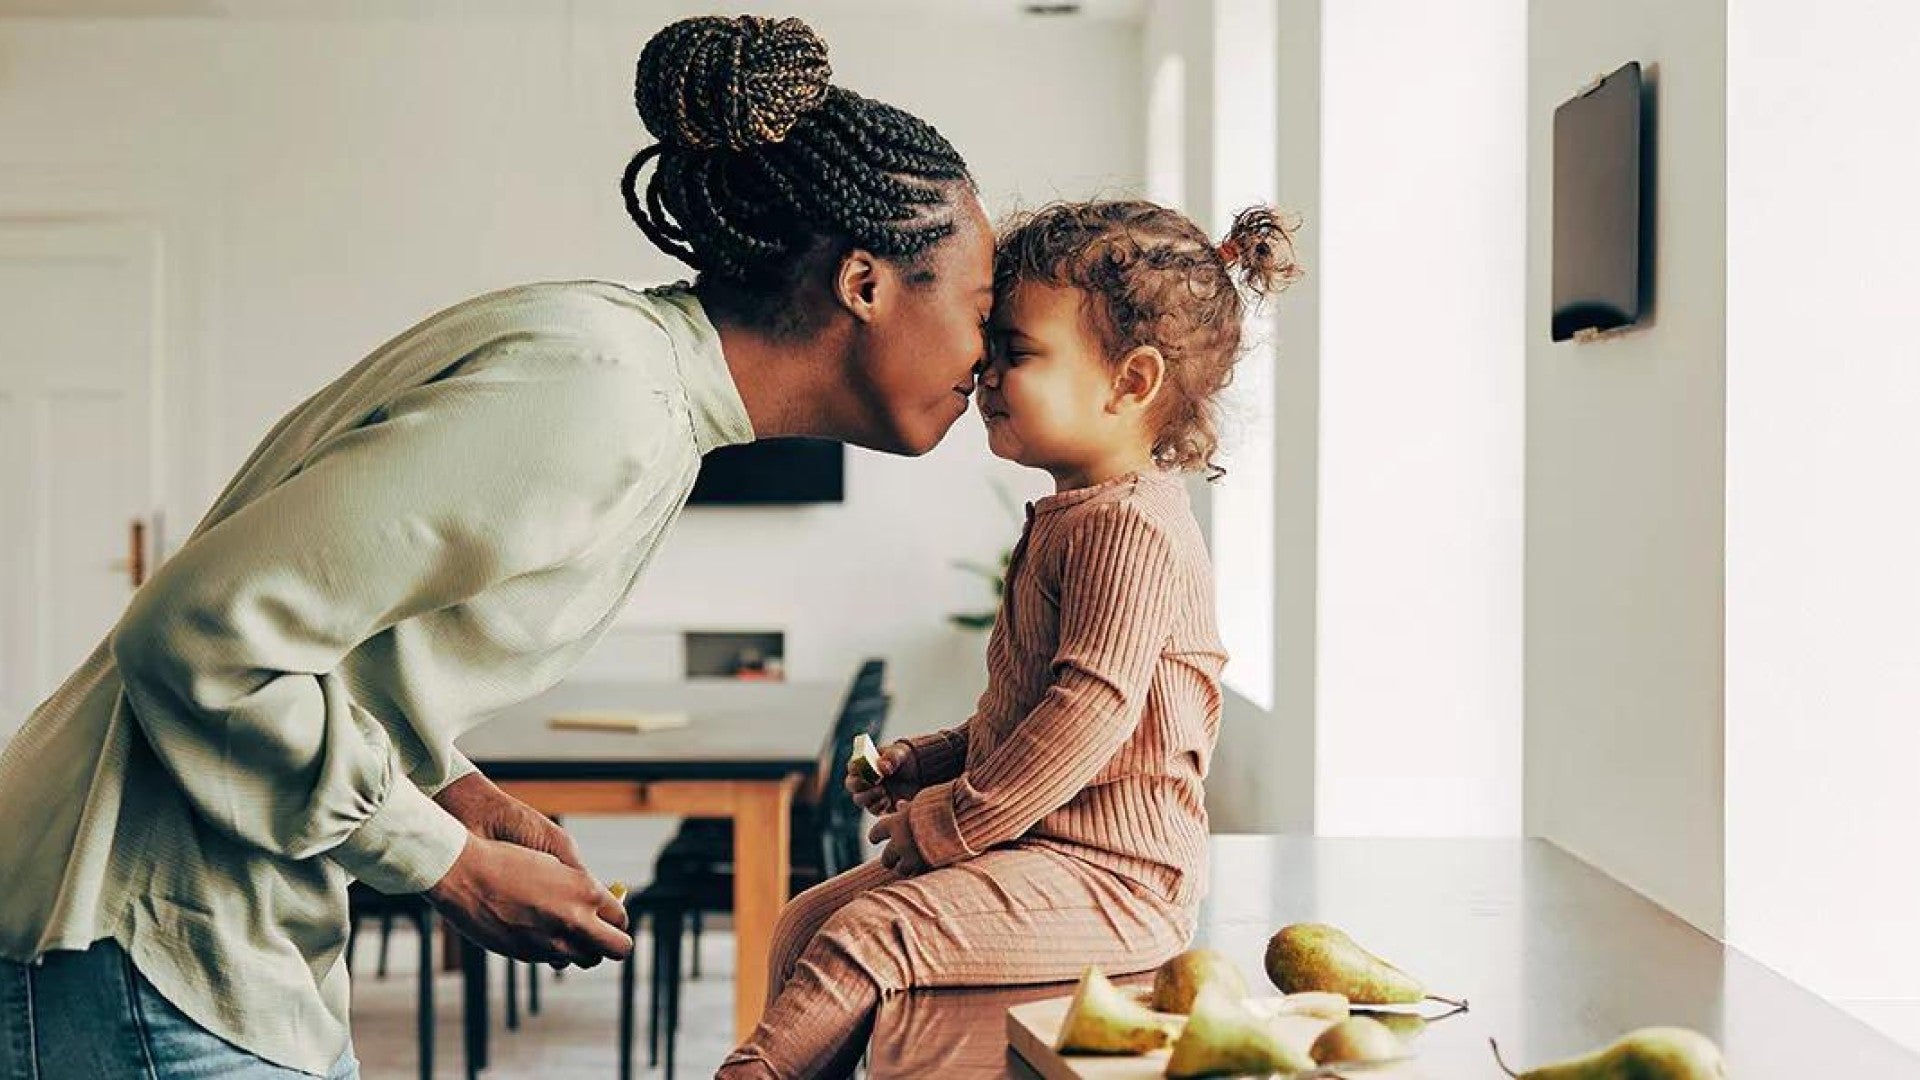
[1005,992,1428,1080]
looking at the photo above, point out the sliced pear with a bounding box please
[1164,987,1314,1078]
[1054,967,1176,1054]
[1310,1016,1403,1064]
[850,733,884,784]
[1276,991,1351,1021]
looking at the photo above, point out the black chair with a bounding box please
[654,658,888,976]
[616,689,890,1080]
[347,885,437,1080]
[351,886,553,1080]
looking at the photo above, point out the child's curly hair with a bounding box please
[993,201,1302,479]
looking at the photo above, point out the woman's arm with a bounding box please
[112,342,661,896]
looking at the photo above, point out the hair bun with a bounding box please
[634,15,832,153]
[1221,206,1304,297]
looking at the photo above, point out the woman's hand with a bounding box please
[846,740,919,815]
[425,835,632,967]
[867,810,929,877]
[432,771,625,969]
[435,772,585,871]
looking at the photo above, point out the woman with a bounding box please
[0,15,992,1079]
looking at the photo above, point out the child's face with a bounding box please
[978,281,1143,482]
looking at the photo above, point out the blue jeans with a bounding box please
[0,939,356,1080]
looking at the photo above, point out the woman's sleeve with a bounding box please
[112,346,661,895]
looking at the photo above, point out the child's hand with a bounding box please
[846,740,917,815]
[867,810,928,876]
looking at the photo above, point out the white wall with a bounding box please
[1525,0,1728,933]
[1313,0,1525,837]
[0,3,1142,756]
[1724,0,1920,1045]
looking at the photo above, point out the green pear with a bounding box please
[1054,967,1175,1054]
[1276,991,1351,1021]
[1151,949,1250,1014]
[1357,1009,1427,1042]
[1265,923,1465,1007]
[1164,987,1315,1079]
[1310,1016,1403,1065]
[1491,1028,1725,1080]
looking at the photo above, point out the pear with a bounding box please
[1054,967,1175,1054]
[1491,1028,1725,1080]
[1276,991,1350,1021]
[1151,949,1250,1014]
[1164,987,1314,1079]
[1358,1009,1427,1042]
[1265,923,1465,1008]
[1310,1016,1403,1065]
[850,733,885,785]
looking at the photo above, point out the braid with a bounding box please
[620,15,974,332]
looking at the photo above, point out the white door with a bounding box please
[0,221,164,742]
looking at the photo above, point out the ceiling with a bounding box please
[0,0,1145,22]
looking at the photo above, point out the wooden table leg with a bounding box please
[731,776,797,1039]
[492,773,805,1041]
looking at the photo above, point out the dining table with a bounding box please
[457,678,841,1047]
[863,835,1920,1078]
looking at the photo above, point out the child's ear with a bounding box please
[1109,345,1167,413]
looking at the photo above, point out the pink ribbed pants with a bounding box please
[715,845,1192,1080]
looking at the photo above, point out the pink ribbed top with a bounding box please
[901,469,1227,910]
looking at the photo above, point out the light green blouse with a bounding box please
[0,280,753,1075]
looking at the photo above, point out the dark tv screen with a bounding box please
[1552,60,1648,341]
[688,438,844,505]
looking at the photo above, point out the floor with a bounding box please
[350,920,741,1080]
[351,816,743,1079]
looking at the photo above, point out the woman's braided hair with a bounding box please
[994,201,1303,479]
[622,16,974,333]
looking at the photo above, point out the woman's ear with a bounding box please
[834,248,883,324]
[1109,345,1167,413]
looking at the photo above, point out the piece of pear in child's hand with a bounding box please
[851,733,885,785]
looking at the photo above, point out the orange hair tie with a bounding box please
[1218,239,1241,266]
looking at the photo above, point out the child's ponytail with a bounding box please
[1218,206,1304,299]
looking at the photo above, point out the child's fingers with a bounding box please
[881,744,912,774]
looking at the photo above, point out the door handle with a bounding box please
[108,518,146,589]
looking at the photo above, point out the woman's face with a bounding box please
[851,194,997,456]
